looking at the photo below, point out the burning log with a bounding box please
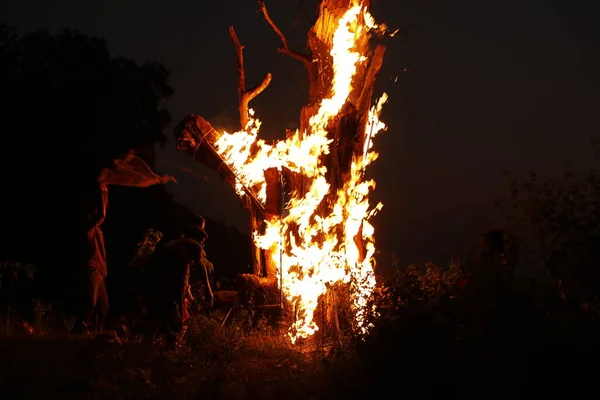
[175,0,392,343]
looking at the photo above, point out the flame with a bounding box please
[212,2,387,343]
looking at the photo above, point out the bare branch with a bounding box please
[228,26,246,100]
[229,25,272,130]
[258,0,314,69]
[241,73,272,127]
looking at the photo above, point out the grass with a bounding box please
[0,307,353,400]
[3,257,600,399]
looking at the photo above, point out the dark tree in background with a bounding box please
[499,147,600,309]
[0,25,176,314]
[0,24,172,260]
[0,25,251,316]
[0,25,172,160]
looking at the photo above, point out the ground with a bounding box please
[3,262,600,399]
[0,310,353,400]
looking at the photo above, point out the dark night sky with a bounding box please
[3,0,598,267]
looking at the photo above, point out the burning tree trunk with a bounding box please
[291,0,387,265]
[175,0,393,343]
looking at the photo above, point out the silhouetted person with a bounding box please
[72,153,175,334]
[72,181,110,334]
[192,214,215,289]
[140,223,214,347]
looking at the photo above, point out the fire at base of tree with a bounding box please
[175,0,393,345]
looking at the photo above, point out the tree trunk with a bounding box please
[296,0,385,342]
[174,0,387,334]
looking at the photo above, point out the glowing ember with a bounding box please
[209,2,388,343]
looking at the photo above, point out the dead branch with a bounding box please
[229,25,273,130]
[228,26,246,100]
[240,74,272,127]
[258,0,311,65]
[258,0,317,93]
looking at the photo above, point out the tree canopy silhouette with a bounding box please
[0,25,173,262]
[1,25,172,166]
[498,146,600,307]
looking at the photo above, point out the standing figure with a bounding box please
[72,152,176,334]
[192,215,216,291]
[141,223,214,347]
[72,181,110,334]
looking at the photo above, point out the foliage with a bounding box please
[0,25,173,166]
[1,243,600,398]
[0,24,175,281]
[0,304,336,400]
[353,247,600,396]
[0,262,37,335]
[498,158,600,307]
[0,262,36,291]
[372,259,462,312]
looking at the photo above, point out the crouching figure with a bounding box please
[140,223,213,348]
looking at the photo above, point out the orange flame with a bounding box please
[212,2,387,343]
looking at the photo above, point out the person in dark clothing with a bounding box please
[140,223,214,347]
[72,153,176,334]
[191,215,215,290]
[72,181,110,333]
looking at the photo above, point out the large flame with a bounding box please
[213,2,387,343]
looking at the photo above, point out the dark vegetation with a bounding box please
[1,26,599,399]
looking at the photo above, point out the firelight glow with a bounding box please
[212,2,388,343]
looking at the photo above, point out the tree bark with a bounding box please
[174,0,387,319]
[293,1,386,266]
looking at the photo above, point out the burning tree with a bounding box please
[175,0,394,343]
